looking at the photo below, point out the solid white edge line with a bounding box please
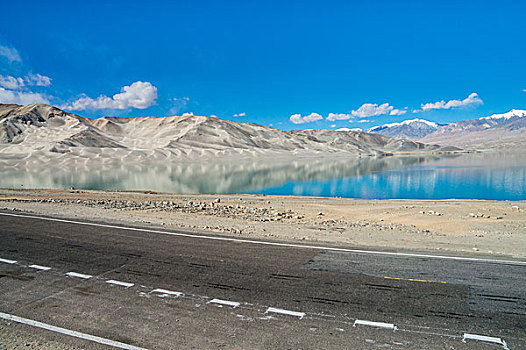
[463,333,508,349]
[151,289,184,297]
[0,312,148,350]
[1,212,525,266]
[265,307,306,319]
[0,258,17,264]
[66,272,93,279]
[209,298,241,308]
[29,264,51,271]
[106,280,134,288]
[353,319,398,331]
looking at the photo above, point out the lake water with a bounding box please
[1,153,525,200]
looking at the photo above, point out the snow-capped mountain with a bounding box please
[364,109,526,148]
[480,109,526,121]
[367,119,441,139]
[421,109,526,149]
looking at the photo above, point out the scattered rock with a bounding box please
[2,197,306,223]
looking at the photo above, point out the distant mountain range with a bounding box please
[366,109,526,148]
[367,119,443,139]
[0,104,455,167]
[420,110,526,148]
[1,103,522,169]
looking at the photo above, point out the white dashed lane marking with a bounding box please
[0,258,17,264]
[353,319,398,331]
[65,272,93,279]
[151,289,184,297]
[462,333,508,349]
[209,298,241,308]
[265,307,306,319]
[0,255,514,349]
[106,280,134,288]
[0,312,149,350]
[0,231,516,347]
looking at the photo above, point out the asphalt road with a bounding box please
[0,210,524,349]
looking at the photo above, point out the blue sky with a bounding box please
[0,0,525,130]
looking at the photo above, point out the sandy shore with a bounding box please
[1,188,525,258]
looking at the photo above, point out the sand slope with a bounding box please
[0,103,458,167]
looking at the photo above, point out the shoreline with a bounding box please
[1,188,525,259]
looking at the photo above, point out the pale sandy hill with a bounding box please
[88,115,323,151]
[0,103,459,168]
[292,129,453,154]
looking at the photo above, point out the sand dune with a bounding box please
[0,103,458,168]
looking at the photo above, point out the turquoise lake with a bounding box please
[1,153,525,200]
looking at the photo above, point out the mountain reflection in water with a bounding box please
[1,153,525,200]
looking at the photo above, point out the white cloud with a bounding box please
[389,108,407,116]
[233,112,246,117]
[182,112,194,117]
[327,113,353,121]
[62,81,157,111]
[0,73,52,90]
[336,127,363,132]
[0,87,49,104]
[419,92,483,112]
[351,103,395,118]
[330,124,336,128]
[25,73,52,86]
[289,112,323,124]
[0,45,52,106]
[289,114,303,124]
[0,45,22,63]
[0,75,25,90]
[168,96,190,115]
[355,119,372,123]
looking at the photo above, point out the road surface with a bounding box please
[0,210,524,349]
